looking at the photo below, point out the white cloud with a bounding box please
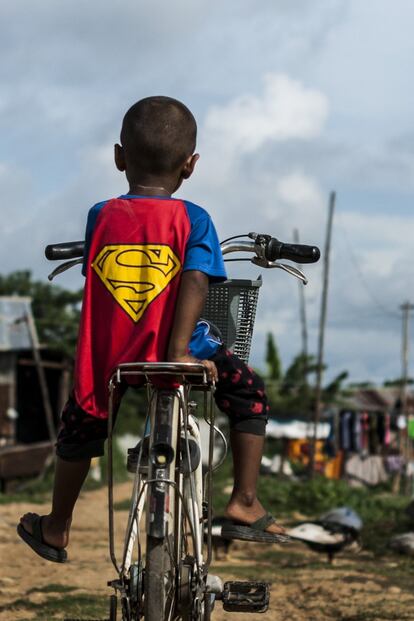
[0,163,36,235]
[275,172,323,207]
[204,74,329,155]
[336,210,414,277]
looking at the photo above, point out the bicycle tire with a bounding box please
[144,535,175,620]
[109,594,117,620]
[203,594,213,621]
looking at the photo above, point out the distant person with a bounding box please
[18,96,286,562]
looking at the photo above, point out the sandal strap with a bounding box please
[31,515,44,543]
[250,512,276,532]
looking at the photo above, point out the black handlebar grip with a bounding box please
[45,241,85,261]
[266,238,320,264]
[280,243,320,263]
[265,238,283,261]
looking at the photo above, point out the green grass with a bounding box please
[0,592,107,620]
[333,609,414,621]
[211,454,413,554]
[113,497,131,511]
[0,468,55,504]
[27,583,79,595]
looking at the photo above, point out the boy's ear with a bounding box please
[181,153,199,179]
[114,143,126,171]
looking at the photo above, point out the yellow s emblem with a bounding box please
[92,244,181,322]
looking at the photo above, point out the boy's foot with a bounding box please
[17,513,70,562]
[224,498,286,536]
[221,512,290,544]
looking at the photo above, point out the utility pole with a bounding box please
[293,228,308,365]
[401,302,414,467]
[309,191,336,476]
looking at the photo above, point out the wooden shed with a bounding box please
[0,296,70,491]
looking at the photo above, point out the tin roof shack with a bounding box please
[0,297,70,491]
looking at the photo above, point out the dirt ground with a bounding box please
[1,482,414,621]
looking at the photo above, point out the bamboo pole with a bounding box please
[309,191,335,476]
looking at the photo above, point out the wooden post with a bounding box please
[401,301,414,493]
[293,228,308,368]
[25,311,56,442]
[309,192,335,476]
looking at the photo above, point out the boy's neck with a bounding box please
[128,182,172,197]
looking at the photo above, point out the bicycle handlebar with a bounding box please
[45,241,84,261]
[220,237,320,264]
[45,236,320,265]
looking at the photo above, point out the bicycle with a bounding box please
[46,232,319,620]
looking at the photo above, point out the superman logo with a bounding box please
[92,244,181,322]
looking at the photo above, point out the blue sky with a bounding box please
[1,0,413,383]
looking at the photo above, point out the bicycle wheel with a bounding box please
[109,594,117,620]
[144,389,180,620]
[144,535,175,620]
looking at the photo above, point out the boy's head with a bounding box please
[115,96,198,191]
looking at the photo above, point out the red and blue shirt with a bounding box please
[75,195,226,419]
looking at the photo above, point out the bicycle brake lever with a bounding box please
[251,257,308,284]
[47,258,83,281]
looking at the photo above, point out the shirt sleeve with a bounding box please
[82,201,108,276]
[183,203,227,283]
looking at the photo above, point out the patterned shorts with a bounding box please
[56,347,268,461]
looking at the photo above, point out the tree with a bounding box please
[264,333,348,417]
[0,271,82,357]
[383,377,414,387]
[265,333,282,382]
[280,353,319,396]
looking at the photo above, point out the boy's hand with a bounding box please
[167,271,218,381]
[169,353,218,383]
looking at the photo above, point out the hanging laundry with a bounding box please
[345,454,388,487]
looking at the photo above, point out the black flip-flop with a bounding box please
[17,514,67,563]
[221,512,290,544]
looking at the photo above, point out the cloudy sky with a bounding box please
[1,0,414,383]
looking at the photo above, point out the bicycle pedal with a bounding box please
[221,581,269,613]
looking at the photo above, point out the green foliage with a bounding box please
[383,377,414,387]
[99,435,129,485]
[349,381,376,389]
[265,332,282,381]
[0,592,107,619]
[114,388,148,436]
[323,370,349,402]
[0,270,82,357]
[267,351,314,415]
[265,333,348,416]
[280,352,315,395]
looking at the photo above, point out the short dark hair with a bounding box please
[120,96,197,175]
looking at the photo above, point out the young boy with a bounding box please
[18,96,286,563]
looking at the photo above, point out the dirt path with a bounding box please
[1,482,414,620]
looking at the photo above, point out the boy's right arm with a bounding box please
[167,270,218,382]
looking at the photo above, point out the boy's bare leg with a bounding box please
[19,457,91,548]
[224,430,286,535]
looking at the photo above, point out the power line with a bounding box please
[335,211,400,319]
